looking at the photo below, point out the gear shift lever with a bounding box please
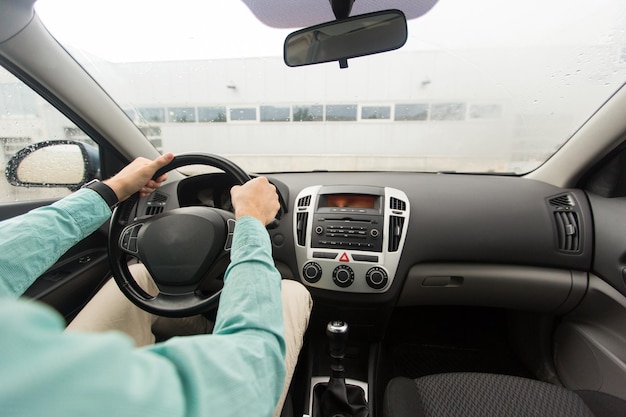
[313,320,368,417]
[327,320,349,376]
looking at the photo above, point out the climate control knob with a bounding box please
[366,267,388,289]
[302,261,322,283]
[332,265,354,288]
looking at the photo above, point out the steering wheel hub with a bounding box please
[133,207,231,286]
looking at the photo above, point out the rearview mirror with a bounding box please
[284,9,408,68]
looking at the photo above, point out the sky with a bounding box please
[34,0,624,63]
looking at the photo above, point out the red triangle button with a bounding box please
[339,252,350,262]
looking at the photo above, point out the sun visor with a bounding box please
[241,0,438,28]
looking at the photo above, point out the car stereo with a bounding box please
[294,185,410,293]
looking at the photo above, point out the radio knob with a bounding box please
[366,267,388,289]
[302,262,322,283]
[332,265,354,288]
[315,226,324,235]
[370,228,380,238]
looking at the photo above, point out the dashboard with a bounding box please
[140,169,595,335]
[272,172,592,316]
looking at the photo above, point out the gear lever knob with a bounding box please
[326,320,349,359]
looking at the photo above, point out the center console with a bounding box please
[293,185,410,293]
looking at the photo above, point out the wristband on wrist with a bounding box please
[82,179,119,210]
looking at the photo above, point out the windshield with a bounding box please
[35,0,626,174]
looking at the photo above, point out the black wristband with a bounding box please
[82,179,119,209]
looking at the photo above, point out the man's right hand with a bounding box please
[230,177,280,226]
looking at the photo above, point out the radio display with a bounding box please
[321,194,377,209]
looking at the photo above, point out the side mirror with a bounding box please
[5,140,99,191]
[284,9,408,68]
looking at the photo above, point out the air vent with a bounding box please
[548,193,582,253]
[549,194,575,208]
[554,211,580,252]
[388,216,405,252]
[145,192,167,216]
[390,197,406,211]
[298,195,312,207]
[296,212,308,246]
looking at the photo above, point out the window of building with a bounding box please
[260,106,290,122]
[431,103,466,121]
[326,104,357,121]
[0,137,31,159]
[394,104,429,121]
[198,106,227,123]
[361,106,391,120]
[168,107,196,123]
[469,104,502,119]
[64,127,86,137]
[293,105,323,122]
[138,107,166,123]
[229,107,257,121]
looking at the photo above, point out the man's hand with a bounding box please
[230,177,280,226]
[104,153,174,202]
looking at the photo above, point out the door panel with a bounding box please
[22,228,111,322]
[0,199,112,321]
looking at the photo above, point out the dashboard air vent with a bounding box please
[548,193,582,253]
[549,194,575,208]
[145,192,167,216]
[388,216,405,252]
[296,212,308,246]
[554,211,580,252]
[298,195,311,207]
[390,197,407,211]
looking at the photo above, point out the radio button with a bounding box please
[353,254,378,262]
[313,252,337,259]
[333,265,354,288]
[303,262,323,283]
[366,267,388,289]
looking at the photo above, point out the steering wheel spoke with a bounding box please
[118,221,144,255]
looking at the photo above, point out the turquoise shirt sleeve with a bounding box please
[0,212,286,417]
[0,188,111,297]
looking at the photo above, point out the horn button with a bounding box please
[136,207,229,287]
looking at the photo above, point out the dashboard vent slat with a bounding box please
[549,194,574,208]
[390,197,406,211]
[145,192,167,216]
[388,216,405,252]
[554,211,580,252]
[296,212,308,246]
[298,195,311,207]
[150,192,168,204]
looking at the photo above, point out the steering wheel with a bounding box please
[108,153,251,317]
